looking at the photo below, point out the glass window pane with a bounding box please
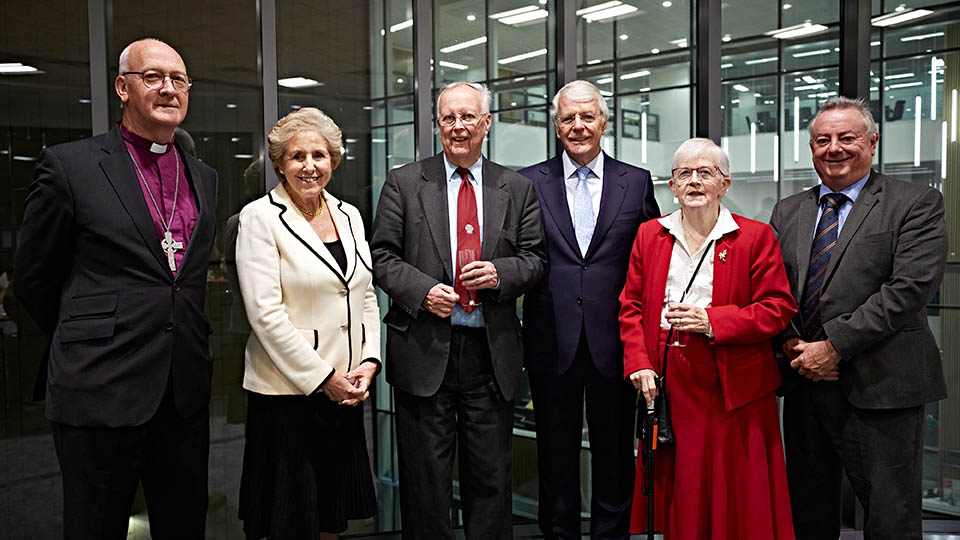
[579,62,616,97]
[781,30,840,72]
[388,124,415,171]
[489,0,550,79]
[618,88,691,214]
[882,5,960,58]
[387,0,414,96]
[388,94,415,125]
[616,0,690,59]
[723,1,777,42]
[781,68,840,198]
[722,38,779,80]
[371,0,386,99]
[722,76,779,222]
[491,108,548,169]
[490,74,549,110]
[783,0,839,26]
[619,51,691,93]
[577,0,615,65]
[435,0,487,86]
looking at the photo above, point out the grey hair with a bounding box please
[671,138,731,177]
[809,96,878,138]
[551,80,609,126]
[118,38,171,74]
[436,82,492,115]
[267,107,343,180]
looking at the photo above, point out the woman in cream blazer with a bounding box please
[236,108,380,540]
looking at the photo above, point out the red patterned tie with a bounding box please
[454,167,481,313]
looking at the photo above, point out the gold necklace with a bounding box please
[290,190,325,218]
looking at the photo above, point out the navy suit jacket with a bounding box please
[519,152,659,377]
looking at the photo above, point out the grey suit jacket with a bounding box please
[770,171,947,408]
[370,154,546,401]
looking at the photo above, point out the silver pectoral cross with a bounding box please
[161,230,183,272]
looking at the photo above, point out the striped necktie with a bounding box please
[801,192,848,341]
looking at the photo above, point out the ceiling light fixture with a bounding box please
[278,77,322,88]
[498,48,547,64]
[440,36,488,53]
[767,23,828,39]
[872,8,933,27]
[390,19,413,32]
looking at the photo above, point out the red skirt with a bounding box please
[630,329,795,540]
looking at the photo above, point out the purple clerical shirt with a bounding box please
[119,124,199,275]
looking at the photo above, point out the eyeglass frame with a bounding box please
[121,71,193,93]
[556,111,603,127]
[437,111,486,127]
[670,165,726,183]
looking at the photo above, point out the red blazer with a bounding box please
[618,213,797,411]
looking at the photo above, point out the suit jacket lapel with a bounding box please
[419,155,453,281]
[174,149,208,278]
[481,158,508,261]
[794,186,820,300]
[330,195,358,281]
[272,185,348,283]
[538,155,580,256]
[823,172,881,289]
[98,127,170,274]
[587,152,628,258]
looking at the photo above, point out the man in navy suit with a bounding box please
[519,80,659,540]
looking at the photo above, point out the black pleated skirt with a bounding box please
[239,391,378,538]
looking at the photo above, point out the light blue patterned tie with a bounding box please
[574,165,595,255]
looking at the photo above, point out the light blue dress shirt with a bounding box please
[814,171,870,234]
[443,155,485,327]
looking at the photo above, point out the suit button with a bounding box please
[338,289,348,297]
[174,285,182,292]
[582,264,588,270]
[577,297,583,305]
[340,324,349,332]
[163,322,174,332]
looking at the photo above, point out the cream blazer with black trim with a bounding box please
[237,184,381,395]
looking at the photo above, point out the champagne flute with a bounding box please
[458,248,480,306]
[665,290,688,347]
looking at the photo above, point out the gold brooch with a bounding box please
[719,249,727,263]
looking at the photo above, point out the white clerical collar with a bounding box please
[149,142,168,154]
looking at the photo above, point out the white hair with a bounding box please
[435,81,492,115]
[809,96,878,139]
[671,137,731,177]
[118,38,171,74]
[551,80,609,126]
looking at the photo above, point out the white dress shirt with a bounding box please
[657,205,739,331]
[562,150,603,227]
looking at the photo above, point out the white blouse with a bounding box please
[657,206,739,330]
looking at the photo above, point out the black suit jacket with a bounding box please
[518,153,659,377]
[370,154,546,401]
[15,126,219,426]
[770,171,947,408]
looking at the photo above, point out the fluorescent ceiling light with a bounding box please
[733,84,750,92]
[744,56,778,65]
[0,62,40,74]
[885,72,915,79]
[901,31,944,42]
[234,154,254,159]
[439,60,468,70]
[492,7,548,25]
[889,81,923,89]
[596,77,614,84]
[490,5,538,19]
[498,48,547,65]
[792,48,831,58]
[599,90,614,96]
[802,75,819,84]
[670,38,688,48]
[793,83,825,91]
[440,36,488,53]
[578,1,638,22]
[587,59,602,65]
[620,70,651,80]
[577,1,622,16]
[872,8,932,27]
[390,19,413,32]
[767,23,828,40]
[279,77,322,88]
[871,41,881,46]
[720,63,734,69]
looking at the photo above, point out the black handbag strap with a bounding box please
[660,239,715,381]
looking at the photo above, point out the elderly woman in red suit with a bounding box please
[619,137,798,539]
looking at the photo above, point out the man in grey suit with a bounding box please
[770,96,947,540]
[371,81,546,540]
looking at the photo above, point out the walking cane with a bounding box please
[642,395,658,540]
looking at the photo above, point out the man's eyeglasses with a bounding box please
[557,112,601,127]
[122,71,193,93]
[438,112,482,127]
[671,166,724,183]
